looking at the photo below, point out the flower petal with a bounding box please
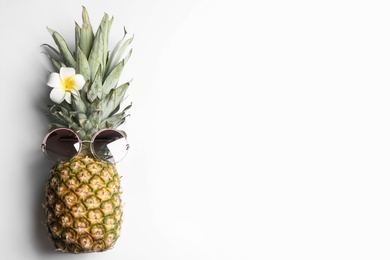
[64,92,72,104]
[47,73,61,88]
[72,74,86,90]
[50,88,66,104]
[60,67,76,80]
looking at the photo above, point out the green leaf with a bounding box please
[98,13,111,72]
[49,105,73,125]
[88,98,103,125]
[101,103,131,128]
[101,112,128,128]
[90,110,102,126]
[102,82,130,118]
[49,123,66,130]
[106,33,133,76]
[114,35,133,63]
[79,6,94,57]
[110,99,132,117]
[76,46,91,81]
[80,117,93,132]
[106,30,126,74]
[75,22,81,53]
[41,44,67,71]
[102,60,124,95]
[71,94,87,114]
[87,66,103,102]
[41,43,61,59]
[88,27,104,82]
[75,78,89,104]
[122,103,132,113]
[42,52,65,71]
[50,111,68,126]
[47,27,76,68]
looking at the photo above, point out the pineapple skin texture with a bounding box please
[45,156,123,253]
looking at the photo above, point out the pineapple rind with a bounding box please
[45,156,123,253]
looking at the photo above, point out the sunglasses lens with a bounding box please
[43,129,80,162]
[92,130,128,163]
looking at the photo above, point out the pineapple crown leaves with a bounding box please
[42,6,133,139]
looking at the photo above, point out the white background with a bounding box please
[0,0,390,259]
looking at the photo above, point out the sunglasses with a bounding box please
[41,128,129,163]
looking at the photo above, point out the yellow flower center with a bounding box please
[62,77,76,91]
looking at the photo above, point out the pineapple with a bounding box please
[41,7,133,253]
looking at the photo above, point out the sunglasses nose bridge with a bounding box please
[79,140,92,151]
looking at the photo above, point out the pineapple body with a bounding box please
[45,156,122,253]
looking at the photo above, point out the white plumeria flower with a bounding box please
[47,67,86,104]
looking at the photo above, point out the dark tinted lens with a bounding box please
[43,129,80,162]
[92,130,128,163]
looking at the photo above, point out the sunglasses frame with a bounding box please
[41,127,129,163]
